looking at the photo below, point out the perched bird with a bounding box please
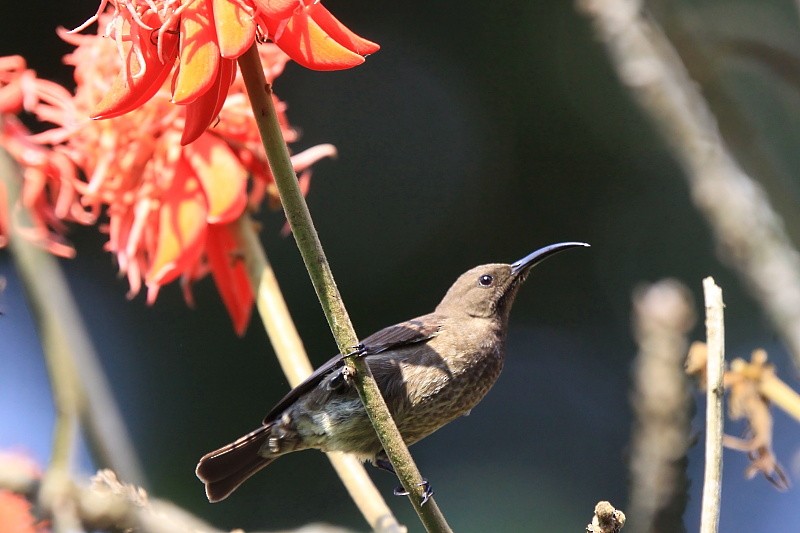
[196,242,589,503]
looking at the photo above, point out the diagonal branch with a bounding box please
[232,216,405,533]
[579,0,800,372]
[237,44,452,532]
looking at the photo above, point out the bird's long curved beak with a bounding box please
[510,242,590,275]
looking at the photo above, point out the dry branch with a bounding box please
[578,0,800,373]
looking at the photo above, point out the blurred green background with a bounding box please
[3,0,800,531]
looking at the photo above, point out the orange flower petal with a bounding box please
[0,490,40,533]
[206,223,253,335]
[0,75,24,114]
[184,132,247,224]
[252,0,297,19]
[146,165,208,287]
[92,17,179,119]
[264,9,366,71]
[172,0,221,105]
[306,2,380,56]
[180,57,236,145]
[212,0,256,59]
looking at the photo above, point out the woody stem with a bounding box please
[237,44,452,532]
[232,216,403,533]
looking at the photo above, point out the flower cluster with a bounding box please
[0,56,93,258]
[83,0,379,144]
[0,0,377,333]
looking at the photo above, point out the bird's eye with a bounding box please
[478,274,494,287]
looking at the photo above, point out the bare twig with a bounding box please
[700,277,725,533]
[578,0,800,372]
[0,464,356,533]
[233,217,405,533]
[628,280,694,532]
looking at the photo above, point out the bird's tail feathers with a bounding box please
[196,424,275,502]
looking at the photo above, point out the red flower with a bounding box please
[0,56,92,257]
[0,21,336,334]
[0,453,46,533]
[79,0,379,144]
[0,490,48,533]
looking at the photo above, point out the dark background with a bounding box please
[3,0,800,531]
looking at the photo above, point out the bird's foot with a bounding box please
[373,454,434,505]
[343,343,367,358]
[327,365,353,391]
[373,455,394,474]
[394,480,434,506]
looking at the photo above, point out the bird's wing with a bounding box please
[357,313,443,355]
[263,313,444,423]
[262,355,343,423]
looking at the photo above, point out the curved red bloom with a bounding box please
[0,22,337,335]
[81,0,379,144]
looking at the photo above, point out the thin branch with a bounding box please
[236,44,452,532]
[700,277,725,533]
[628,280,694,532]
[578,0,800,372]
[233,216,405,533]
[0,461,357,533]
[0,147,146,483]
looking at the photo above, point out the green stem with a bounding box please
[237,44,452,532]
[233,216,404,533]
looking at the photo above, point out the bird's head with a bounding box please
[435,242,589,320]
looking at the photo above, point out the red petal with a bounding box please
[306,2,379,56]
[263,9,365,71]
[181,57,236,145]
[172,0,221,104]
[146,165,208,287]
[0,82,23,114]
[212,0,257,58]
[206,223,253,335]
[252,0,297,19]
[0,490,40,533]
[183,131,248,223]
[92,16,179,119]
